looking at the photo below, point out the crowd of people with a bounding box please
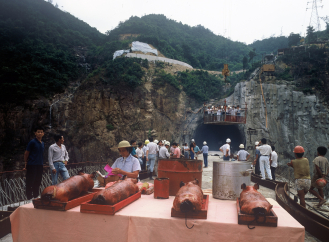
[24,126,328,209]
[204,105,243,122]
[253,138,328,208]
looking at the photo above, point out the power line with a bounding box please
[307,0,323,31]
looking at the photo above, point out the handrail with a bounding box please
[0,162,103,174]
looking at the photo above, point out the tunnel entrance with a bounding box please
[194,124,244,153]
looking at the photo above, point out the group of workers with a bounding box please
[253,138,328,208]
[205,105,242,122]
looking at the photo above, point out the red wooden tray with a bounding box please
[32,189,98,211]
[80,191,141,215]
[171,195,209,219]
[236,198,278,227]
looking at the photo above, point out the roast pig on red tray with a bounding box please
[33,172,97,211]
[80,178,141,215]
[237,183,277,227]
[171,179,208,219]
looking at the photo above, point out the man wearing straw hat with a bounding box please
[111,140,141,178]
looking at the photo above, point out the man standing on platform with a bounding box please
[220,138,231,161]
[256,138,272,180]
[48,135,70,185]
[253,141,261,175]
[24,127,45,200]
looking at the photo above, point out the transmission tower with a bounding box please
[307,0,323,31]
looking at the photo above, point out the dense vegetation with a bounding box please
[278,45,329,99]
[248,36,288,60]
[0,0,104,103]
[106,15,252,71]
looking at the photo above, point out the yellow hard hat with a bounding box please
[145,139,150,145]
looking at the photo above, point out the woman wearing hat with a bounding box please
[111,141,141,178]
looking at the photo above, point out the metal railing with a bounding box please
[0,162,104,210]
[203,112,247,124]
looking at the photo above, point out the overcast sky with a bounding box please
[53,0,328,44]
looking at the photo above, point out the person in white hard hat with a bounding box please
[159,141,170,159]
[142,140,149,170]
[237,144,250,161]
[200,141,209,167]
[220,138,231,161]
[111,140,141,178]
[253,141,261,175]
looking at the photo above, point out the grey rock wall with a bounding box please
[228,80,329,176]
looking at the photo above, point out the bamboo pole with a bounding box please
[259,67,268,128]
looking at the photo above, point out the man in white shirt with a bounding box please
[159,142,170,159]
[237,144,250,161]
[217,107,221,121]
[136,142,144,166]
[146,137,159,180]
[48,135,70,185]
[256,138,273,180]
[270,146,278,181]
[220,138,231,161]
[142,140,149,171]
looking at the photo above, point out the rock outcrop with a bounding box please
[0,66,194,171]
[224,80,329,176]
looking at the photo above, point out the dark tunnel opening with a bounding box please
[194,124,244,153]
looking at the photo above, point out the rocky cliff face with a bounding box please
[0,65,196,172]
[226,79,329,176]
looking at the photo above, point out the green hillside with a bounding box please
[248,36,288,61]
[0,2,251,104]
[106,14,251,71]
[0,0,105,103]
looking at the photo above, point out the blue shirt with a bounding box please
[26,138,44,165]
[112,154,141,173]
[194,146,200,153]
[255,149,261,160]
[201,145,209,154]
[131,147,136,156]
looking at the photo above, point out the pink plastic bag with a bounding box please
[104,164,122,178]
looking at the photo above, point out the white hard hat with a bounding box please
[191,139,195,142]
[226,138,231,143]
[255,141,259,146]
[203,141,207,145]
[165,141,170,146]
[154,139,159,144]
[239,144,244,149]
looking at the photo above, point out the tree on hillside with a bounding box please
[288,33,301,47]
[306,26,316,43]
[242,56,248,72]
[248,48,256,65]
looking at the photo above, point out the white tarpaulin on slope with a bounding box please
[113,50,130,60]
[131,41,158,56]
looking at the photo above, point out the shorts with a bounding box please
[295,179,311,192]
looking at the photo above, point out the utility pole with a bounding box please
[307,0,323,31]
